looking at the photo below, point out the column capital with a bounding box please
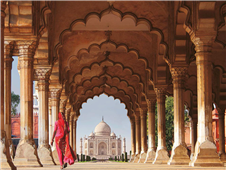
[4,57,14,69]
[190,31,216,51]
[18,57,33,69]
[154,86,167,101]
[50,89,61,105]
[17,41,37,58]
[140,108,147,117]
[4,41,14,58]
[35,68,51,81]
[170,67,188,80]
[146,98,156,106]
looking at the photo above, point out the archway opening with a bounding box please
[77,93,131,158]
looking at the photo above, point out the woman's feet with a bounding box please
[63,163,67,168]
[60,165,64,170]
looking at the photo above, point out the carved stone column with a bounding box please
[50,88,61,165]
[189,34,223,166]
[73,115,78,155]
[35,68,56,165]
[133,114,141,163]
[129,115,136,162]
[4,43,15,159]
[168,67,190,165]
[48,97,52,145]
[14,41,42,167]
[190,113,197,160]
[219,108,226,162]
[0,4,16,170]
[139,108,147,163]
[59,98,67,113]
[145,98,156,163]
[69,114,74,148]
[153,87,169,164]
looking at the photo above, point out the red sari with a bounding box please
[54,112,76,166]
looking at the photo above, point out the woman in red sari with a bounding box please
[51,112,76,169]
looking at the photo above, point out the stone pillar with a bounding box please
[219,108,226,162]
[14,41,42,167]
[59,98,67,113]
[153,87,169,164]
[139,108,148,163]
[73,116,78,155]
[129,116,136,162]
[35,68,56,165]
[189,34,223,166]
[145,98,156,163]
[168,67,190,165]
[190,112,197,160]
[69,114,74,147]
[133,114,141,163]
[0,2,16,169]
[48,98,52,145]
[4,43,15,159]
[50,88,61,164]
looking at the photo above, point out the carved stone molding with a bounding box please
[171,67,188,87]
[135,115,140,122]
[154,87,166,103]
[18,58,33,69]
[146,98,156,112]
[190,32,216,55]
[50,89,61,105]
[35,68,51,81]
[60,98,67,109]
[4,58,14,69]
[37,83,49,91]
[17,41,37,58]
[4,41,14,58]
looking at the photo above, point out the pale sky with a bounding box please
[11,57,131,154]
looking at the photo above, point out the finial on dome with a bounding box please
[102,116,104,121]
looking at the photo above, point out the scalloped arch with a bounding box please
[74,86,136,116]
[71,81,139,110]
[70,59,145,94]
[54,5,168,65]
[72,76,139,106]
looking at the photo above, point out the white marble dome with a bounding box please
[94,120,111,136]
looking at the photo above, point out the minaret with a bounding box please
[80,138,83,154]
[123,137,126,153]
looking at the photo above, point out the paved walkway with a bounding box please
[14,162,226,170]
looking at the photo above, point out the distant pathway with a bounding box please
[15,162,226,170]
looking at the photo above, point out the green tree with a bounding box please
[154,96,189,152]
[11,91,20,115]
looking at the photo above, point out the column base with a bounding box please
[52,149,60,165]
[8,139,15,159]
[138,152,147,163]
[144,149,156,163]
[129,154,135,162]
[190,153,194,161]
[14,140,43,167]
[0,131,17,170]
[38,145,56,165]
[220,153,226,165]
[133,153,140,163]
[152,148,169,164]
[168,144,190,165]
[189,140,223,167]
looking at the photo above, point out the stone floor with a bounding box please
[13,162,226,170]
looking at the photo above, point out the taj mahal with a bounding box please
[80,118,126,160]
